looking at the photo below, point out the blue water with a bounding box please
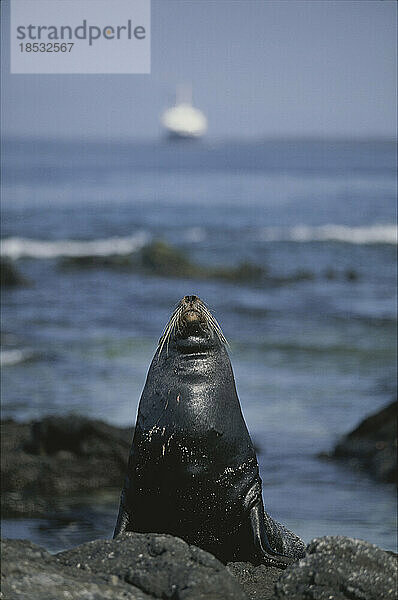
[1,138,396,553]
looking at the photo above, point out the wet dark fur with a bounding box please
[114,295,305,567]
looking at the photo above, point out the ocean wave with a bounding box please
[1,225,395,262]
[258,224,397,245]
[0,232,149,260]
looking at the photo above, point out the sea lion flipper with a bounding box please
[249,502,295,568]
[113,488,131,538]
[113,506,129,538]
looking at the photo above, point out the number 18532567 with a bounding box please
[19,43,74,52]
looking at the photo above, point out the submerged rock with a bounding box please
[122,241,317,285]
[60,239,265,283]
[61,238,321,286]
[273,536,397,600]
[323,267,359,282]
[329,399,397,484]
[60,254,136,269]
[1,416,132,517]
[60,239,317,285]
[211,261,265,282]
[0,259,27,287]
[140,240,199,277]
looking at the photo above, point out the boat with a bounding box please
[161,84,207,140]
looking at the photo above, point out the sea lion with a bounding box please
[114,295,305,567]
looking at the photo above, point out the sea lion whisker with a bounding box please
[159,315,174,345]
[200,305,216,325]
[165,317,177,356]
[159,320,173,348]
[201,308,228,345]
[161,307,180,337]
[158,320,175,358]
[195,305,223,341]
[158,307,184,358]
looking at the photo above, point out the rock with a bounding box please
[61,239,265,283]
[272,536,397,600]
[1,416,132,517]
[215,261,265,282]
[59,239,321,286]
[60,254,136,269]
[345,268,359,281]
[140,240,199,278]
[324,267,338,280]
[330,399,397,484]
[1,535,247,599]
[58,532,247,599]
[227,562,281,600]
[0,259,27,287]
[323,268,359,282]
[0,538,150,599]
[24,415,131,460]
[3,535,394,600]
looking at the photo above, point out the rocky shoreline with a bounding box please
[1,404,396,598]
[0,415,265,519]
[2,399,395,519]
[1,416,132,518]
[2,533,396,600]
[321,399,397,485]
[1,241,359,289]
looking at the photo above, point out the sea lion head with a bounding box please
[158,295,227,356]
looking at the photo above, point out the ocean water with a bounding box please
[1,138,397,553]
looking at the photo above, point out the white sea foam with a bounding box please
[1,225,395,261]
[0,231,149,260]
[184,227,206,243]
[0,349,35,366]
[258,224,397,245]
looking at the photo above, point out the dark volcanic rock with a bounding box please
[227,562,281,600]
[60,253,137,269]
[2,535,396,600]
[61,239,265,283]
[272,536,397,600]
[330,399,397,484]
[58,532,247,599]
[0,259,27,287]
[1,534,246,599]
[60,239,321,286]
[1,538,150,599]
[1,416,132,517]
[140,240,200,278]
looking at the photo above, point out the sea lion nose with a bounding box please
[184,295,198,304]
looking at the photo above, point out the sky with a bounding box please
[1,0,397,140]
